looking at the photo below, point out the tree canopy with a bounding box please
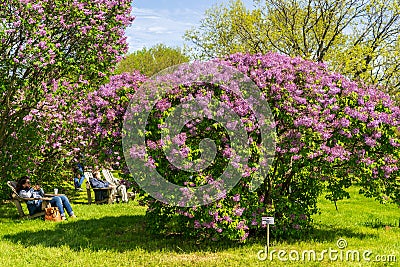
[114,44,190,77]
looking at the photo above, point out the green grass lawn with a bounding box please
[0,187,399,267]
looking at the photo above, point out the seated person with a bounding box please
[73,162,85,191]
[90,171,110,188]
[93,170,129,203]
[16,176,76,220]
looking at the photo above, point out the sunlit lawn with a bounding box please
[0,186,398,266]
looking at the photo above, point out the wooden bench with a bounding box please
[7,181,52,219]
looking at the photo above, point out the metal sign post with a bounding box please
[261,216,275,254]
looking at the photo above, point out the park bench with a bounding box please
[7,181,52,219]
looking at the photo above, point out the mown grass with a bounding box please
[0,186,399,267]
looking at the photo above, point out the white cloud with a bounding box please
[125,0,257,53]
[126,7,198,52]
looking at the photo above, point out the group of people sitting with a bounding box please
[91,169,129,203]
[16,163,131,219]
[73,163,130,203]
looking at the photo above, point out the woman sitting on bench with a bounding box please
[16,176,77,220]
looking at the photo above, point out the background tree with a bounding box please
[184,1,268,59]
[0,0,133,198]
[184,0,400,99]
[114,44,190,77]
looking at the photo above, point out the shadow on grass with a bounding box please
[2,214,377,253]
[305,226,376,242]
[362,218,400,229]
[252,225,376,247]
[0,201,20,220]
[2,215,240,252]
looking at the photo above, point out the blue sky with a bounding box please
[127,0,255,53]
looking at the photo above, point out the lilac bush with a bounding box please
[75,52,399,241]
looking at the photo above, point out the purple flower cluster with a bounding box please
[219,52,400,171]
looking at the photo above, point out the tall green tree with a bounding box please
[0,0,133,196]
[115,44,190,77]
[184,0,400,99]
[184,1,269,59]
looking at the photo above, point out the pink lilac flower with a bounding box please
[156,99,171,112]
[365,137,377,147]
[194,220,201,229]
[234,207,245,216]
[172,132,187,146]
[232,194,240,202]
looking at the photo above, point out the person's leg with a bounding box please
[74,177,79,188]
[74,163,85,189]
[122,186,128,202]
[74,175,85,190]
[59,195,75,216]
[78,175,85,187]
[50,196,65,218]
[118,185,128,202]
[111,186,117,203]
